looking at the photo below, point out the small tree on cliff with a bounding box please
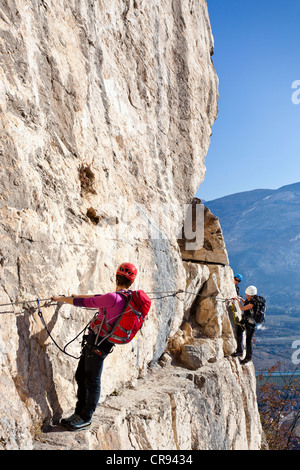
[257,363,300,450]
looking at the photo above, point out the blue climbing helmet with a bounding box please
[234,273,243,282]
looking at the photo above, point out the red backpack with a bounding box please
[90,290,151,345]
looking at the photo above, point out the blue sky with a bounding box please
[196,0,300,202]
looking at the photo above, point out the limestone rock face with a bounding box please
[34,361,262,451]
[0,0,262,450]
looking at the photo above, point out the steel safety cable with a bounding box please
[0,292,237,361]
[0,290,230,310]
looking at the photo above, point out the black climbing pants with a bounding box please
[236,319,255,359]
[74,335,113,421]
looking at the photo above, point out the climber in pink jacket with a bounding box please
[52,262,137,431]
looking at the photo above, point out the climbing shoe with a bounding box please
[60,413,79,426]
[66,415,92,431]
[231,351,243,358]
[240,357,251,365]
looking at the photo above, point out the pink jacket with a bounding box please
[73,292,127,326]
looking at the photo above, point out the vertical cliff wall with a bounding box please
[0,0,263,450]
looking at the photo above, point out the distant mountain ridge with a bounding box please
[205,182,300,314]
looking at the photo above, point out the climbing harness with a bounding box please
[229,301,246,331]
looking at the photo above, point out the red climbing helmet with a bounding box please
[116,262,137,281]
